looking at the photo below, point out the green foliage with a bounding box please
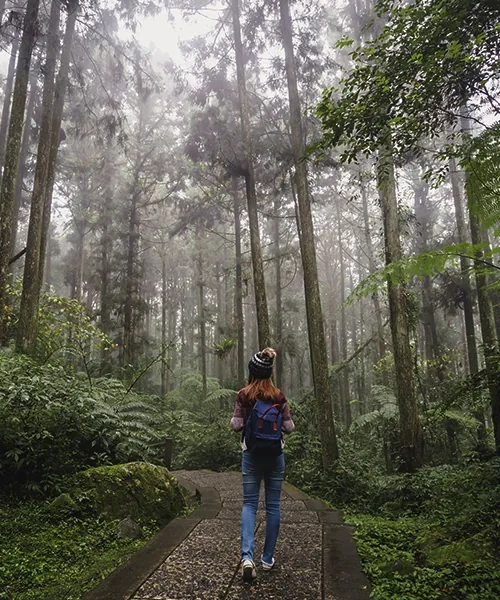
[466,125,500,233]
[315,0,500,161]
[0,353,163,495]
[0,499,159,600]
[5,281,111,363]
[344,242,500,307]
[212,336,236,358]
[162,373,240,471]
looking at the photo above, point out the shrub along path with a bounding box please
[83,470,370,600]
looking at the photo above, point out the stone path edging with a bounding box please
[81,476,222,600]
[83,470,371,600]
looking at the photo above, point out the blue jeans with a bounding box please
[241,451,285,565]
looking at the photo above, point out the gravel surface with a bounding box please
[132,471,322,599]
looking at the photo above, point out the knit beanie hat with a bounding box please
[248,348,276,379]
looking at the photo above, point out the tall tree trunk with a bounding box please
[450,157,482,406]
[0,0,40,340]
[167,290,176,392]
[468,205,500,452]
[123,182,139,368]
[36,0,79,294]
[161,258,167,397]
[360,175,387,384]
[273,195,284,388]
[460,110,495,448]
[413,176,443,384]
[0,27,20,175]
[45,225,53,289]
[11,73,37,255]
[279,0,339,468]
[357,250,368,412]
[377,145,424,472]
[232,175,245,386]
[231,0,270,348]
[197,243,207,401]
[180,284,186,371]
[17,0,61,353]
[337,200,352,427]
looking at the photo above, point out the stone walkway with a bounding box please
[84,470,371,600]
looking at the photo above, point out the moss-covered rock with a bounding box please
[47,492,80,519]
[68,462,187,525]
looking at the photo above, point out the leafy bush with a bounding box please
[0,353,164,495]
[162,373,240,471]
[0,499,159,600]
[4,281,110,364]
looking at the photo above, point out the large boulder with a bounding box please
[68,462,187,525]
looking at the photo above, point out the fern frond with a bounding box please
[206,388,237,403]
[344,242,500,307]
[466,125,500,231]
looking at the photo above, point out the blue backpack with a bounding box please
[244,399,283,457]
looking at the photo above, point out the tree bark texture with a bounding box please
[337,199,352,427]
[11,73,37,256]
[0,0,40,340]
[17,0,61,353]
[37,0,79,295]
[0,26,20,176]
[232,175,245,386]
[377,146,424,472]
[273,195,284,389]
[197,246,207,401]
[231,0,270,349]
[360,175,388,384]
[279,0,339,468]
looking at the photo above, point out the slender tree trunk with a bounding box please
[197,244,207,401]
[123,180,139,368]
[0,0,40,340]
[279,0,339,468]
[468,206,500,452]
[36,0,79,294]
[167,290,176,392]
[413,177,444,385]
[11,73,37,255]
[17,0,61,353]
[357,255,368,412]
[231,0,270,348]
[45,225,53,289]
[180,285,186,371]
[360,175,387,383]
[161,258,167,397]
[99,188,112,336]
[377,145,424,472]
[450,156,481,378]
[232,176,245,386]
[273,196,284,388]
[337,200,351,427]
[0,27,20,175]
[459,110,493,447]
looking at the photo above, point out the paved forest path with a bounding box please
[84,470,371,600]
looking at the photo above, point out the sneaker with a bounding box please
[261,557,275,571]
[241,559,257,582]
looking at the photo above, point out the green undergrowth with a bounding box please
[347,513,500,600]
[309,459,500,599]
[0,500,159,600]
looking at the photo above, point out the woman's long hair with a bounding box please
[240,348,281,404]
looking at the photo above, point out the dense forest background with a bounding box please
[0,0,499,598]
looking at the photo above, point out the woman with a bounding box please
[231,347,295,582]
